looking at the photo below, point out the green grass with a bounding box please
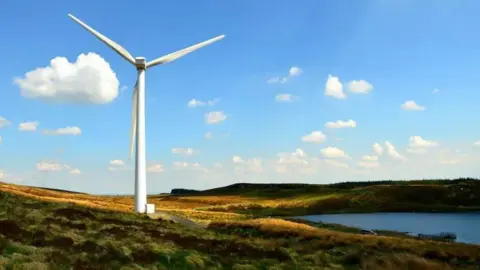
[1,190,480,269]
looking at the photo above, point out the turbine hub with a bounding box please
[135,57,146,69]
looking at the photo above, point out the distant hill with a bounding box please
[170,178,480,196]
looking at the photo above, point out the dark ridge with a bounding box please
[169,178,480,195]
[33,186,88,194]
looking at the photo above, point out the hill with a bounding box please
[2,189,480,269]
[169,178,480,216]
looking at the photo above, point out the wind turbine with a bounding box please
[67,14,225,213]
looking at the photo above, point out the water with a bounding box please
[297,212,480,244]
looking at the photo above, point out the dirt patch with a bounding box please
[0,219,26,239]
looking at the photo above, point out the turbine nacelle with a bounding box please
[135,57,147,70]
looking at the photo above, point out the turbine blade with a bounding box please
[129,82,138,160]
[146,35,225,68]
[68,14,136,65]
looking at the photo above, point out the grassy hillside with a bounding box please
[1,190,480,269]
[170,179,480,216]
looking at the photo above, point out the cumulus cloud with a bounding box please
[109,160,125,166]
[204,132,213,139]
[347,80,373,94]
[172,148,198,156]
[234,158,263,174]
[409,136,438,148]
[232,156,245,163]
[36,161,72,172]
[188,98,219,108]
[147,164,164,173]
[325,119,356,129]
[373,143,383,156]
[205,111,227,124]
[14,53,120,104]
[320,147,349,159]
[173,162,208,173]
[401,100,426,111]
[18,121,39,132]
[324,75,346,99]
[275,94,297,102]
[302,131,327,144]
[385,141,407,161]
[267,66,303,84]
[324,159,349,169]
[358,161,380,169]
[362,155,378,161]
[0,117,10,128]
[42,126,81,136]
[69,169,81,175]
[406,148,427,154]
[277,149,308,165]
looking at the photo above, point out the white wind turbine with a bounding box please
[68,14,225,213]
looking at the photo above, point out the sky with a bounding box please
[1,0,480,194]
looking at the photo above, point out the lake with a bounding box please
[297,212,480,244]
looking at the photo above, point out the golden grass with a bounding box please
[208,218,480,260]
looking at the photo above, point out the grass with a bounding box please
[1,180,480,269]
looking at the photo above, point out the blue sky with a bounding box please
[1,0,480,194]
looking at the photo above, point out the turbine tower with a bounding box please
[67,14,225,213]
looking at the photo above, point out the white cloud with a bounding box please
[173,162,208,173]
[320,147,349,159]
[0,169,4,179]
[302,131,327,144]
[0,117,10,128]
[205,111,227,124]
[401,100,426,111]
[373,143,383,156]
[275,93,297,102]
[36,161,70,172]
[148,164,164,173]
[385,141,407,161]
[69,169,81,175]
[232,156,245,163]
[14,53,119,104]
[0,136,2,144]
[267,66,303,84]
[234,158,263,174]
[347,80,373,94]
[110,160,125,166]
[188,98,219,108]
[204,132,213,139]
[358,161,380,169]
[432,88,440,94]
[408,136,438,148]
[325,119,356,129]
[172,148,198,156]
[324,75,346,99]
[107,167,117,172]
[277,149,308,165]
[18,121,39,132]
[43,126,81,136]
[362,155,378,161]
[474,140,480,147]
[289,66,303,77]
[324,159,349,169]
[406,148,427,154]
